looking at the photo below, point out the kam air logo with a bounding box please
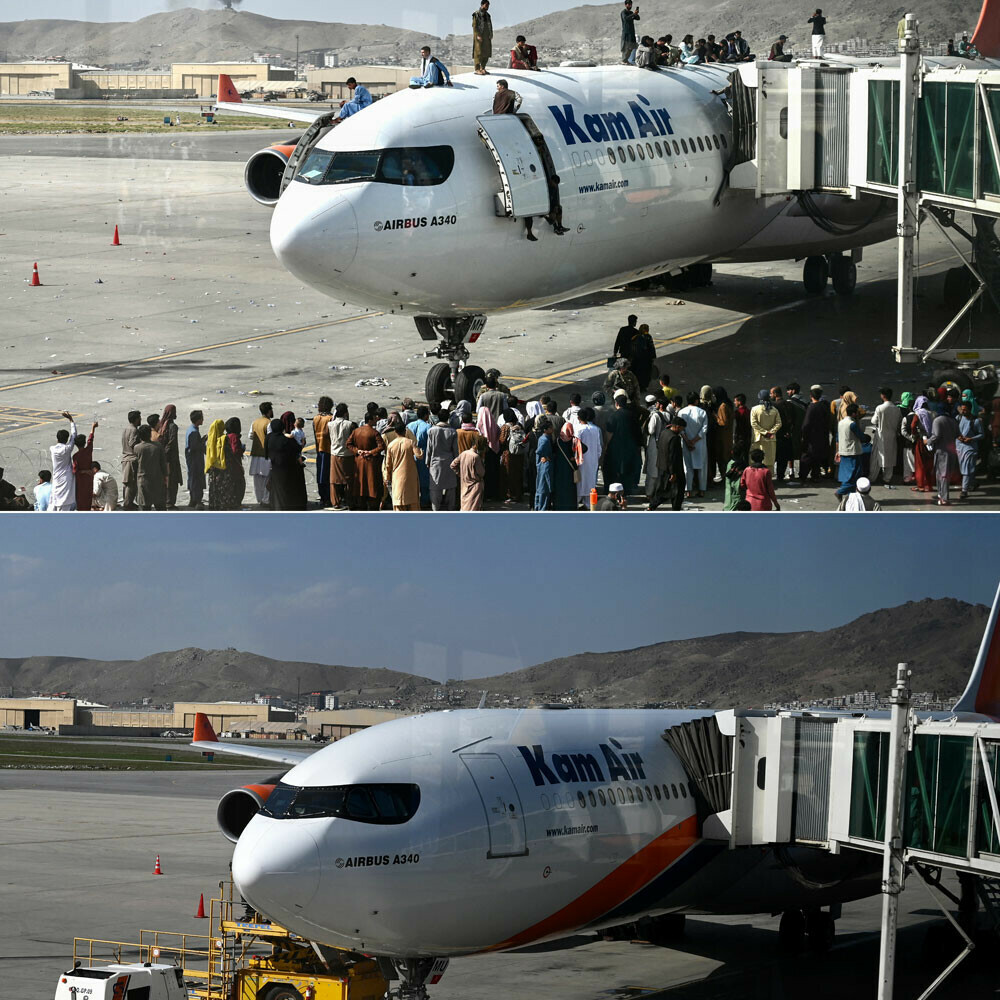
[547,94,674,147]
[516,739,646,787]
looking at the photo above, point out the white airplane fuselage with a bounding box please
[268,66,893,318]
[232,708,879,958]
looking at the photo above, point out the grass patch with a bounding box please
[0,735,260,770]
[0,102,288,135]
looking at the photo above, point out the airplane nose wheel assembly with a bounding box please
[415,316,489,406]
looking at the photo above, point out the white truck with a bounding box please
[55,963,186,1000]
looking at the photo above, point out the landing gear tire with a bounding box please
[806,911,836,953]
[943,266,975,313]
[830,256,857,296]
[425,363,452,406]
[803,255,829,294]
[778,908,806,952]
[453,364,486,404]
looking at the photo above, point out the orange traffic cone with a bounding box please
[153,854,163,875]
[30,262,41,286]
[111,225,121,246]
[194,893,207,918]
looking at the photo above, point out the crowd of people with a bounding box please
[4,312,996,514]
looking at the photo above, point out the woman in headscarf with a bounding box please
[909,395,936,492]
[732,393,751,469]
[711,385,733,483]
[898,391,917,484]
[498,408,526,503]
[268,413,307,510]
[553,421,584,510]
[476,404,502,501]
[158,404,182,508]
[749,388,781,469]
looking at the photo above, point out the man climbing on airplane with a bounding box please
[410,46,453,87]
[336,78,372,121]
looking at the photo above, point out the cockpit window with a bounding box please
[294,146,454,187]
[260,781,420,824]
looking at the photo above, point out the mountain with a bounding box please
[0,2,980,69]
[0,598,988,709]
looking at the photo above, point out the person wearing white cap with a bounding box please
[643,393,667,499]
[837,476,881,511]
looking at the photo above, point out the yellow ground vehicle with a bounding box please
[71,879,387,1000]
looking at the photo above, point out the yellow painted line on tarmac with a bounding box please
[0,311,383,394]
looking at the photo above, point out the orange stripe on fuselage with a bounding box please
[487,814,699,951]
[976,614,1000,719]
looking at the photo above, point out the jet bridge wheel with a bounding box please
[830,255,857,296]
[803,256,829,294]
[425,363,453,406]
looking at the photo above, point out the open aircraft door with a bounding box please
[476,114,552,219]
[460,753,529,858]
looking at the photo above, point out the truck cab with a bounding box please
[55,963,186,1000]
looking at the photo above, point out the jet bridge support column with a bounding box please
[894,15,921,363]
[876,663,912,1000]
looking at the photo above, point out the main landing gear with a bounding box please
[777,907,838,953]
[802,253,858,296]
[416,315,489,407]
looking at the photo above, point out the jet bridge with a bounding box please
[671,664,1000,999]
[725,14,1000,374]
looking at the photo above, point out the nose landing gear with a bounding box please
[415,315,489,406]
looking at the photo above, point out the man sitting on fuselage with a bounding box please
[410,46,454,87]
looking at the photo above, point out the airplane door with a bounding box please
[460,753,529,858]
[476,115,552,219]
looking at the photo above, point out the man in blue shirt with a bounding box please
[410,47,453,88]
[338,78,373,120]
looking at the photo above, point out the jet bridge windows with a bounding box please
[294,146,455,187]
[260,781,421,824]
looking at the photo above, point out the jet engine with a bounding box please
[244,144,297,207]
[217,772,286,842]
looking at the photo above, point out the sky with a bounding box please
[1,516,998,682]
[28,1,571,36]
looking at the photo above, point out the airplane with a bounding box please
[213,14,999,406]
[192,583,1000,1000]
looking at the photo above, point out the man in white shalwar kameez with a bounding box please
[869,387,902,485]
[575,410,603,503]
[643,394,667,498]
[49,412,77,511]
[677,395,709,494]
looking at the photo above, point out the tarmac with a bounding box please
[1,767,994,1000]
[1,130,998,512]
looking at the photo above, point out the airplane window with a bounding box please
[720,134,728,148]
[671,784,678,798]
[260,781,420,825]
[673,141,681,155]
[627,146,636,162]
[588,790,597,806]
[680,139,688,154]
[646,142,654,158]
[713,135,720,149]
[637,144,645,160]
[654,785,661,801]
[626,787,635,803]
[608,147,616,164]
[598,789,606,806]
[577,791,586,808]
[616,787,626,804]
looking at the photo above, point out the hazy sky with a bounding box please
[28,1,575,36]
[1,516,997,682]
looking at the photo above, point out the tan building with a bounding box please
[306,708,405,740]
[173,700,296,731]
[0,697,77,729]
[0,62,73,95]
[170,63,294,97]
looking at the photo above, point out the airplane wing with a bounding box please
[190,711,312,766]
[213,72,328,125]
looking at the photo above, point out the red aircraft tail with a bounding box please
[217,73,242,103]
[954,583,1000,719]
[971,0,1000,58]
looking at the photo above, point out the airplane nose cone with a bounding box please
[270,185,359,286]
[232,819,322,919]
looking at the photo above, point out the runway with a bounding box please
[0,132,996,511]
[0,767,991,1000]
